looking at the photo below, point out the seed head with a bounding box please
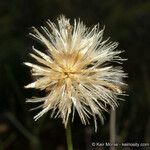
[24,15,127,131]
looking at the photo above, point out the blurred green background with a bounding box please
[0,0,150,150]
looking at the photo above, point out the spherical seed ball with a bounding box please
[24,15,127,131]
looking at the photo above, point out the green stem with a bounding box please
[110,108,116,150]
[65,120,73,150]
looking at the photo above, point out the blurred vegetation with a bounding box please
[0,0,150,150]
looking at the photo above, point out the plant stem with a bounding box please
[110,108,116,150]
[65,120,73,150]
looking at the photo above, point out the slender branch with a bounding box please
[65,120,73,150]
[110,108,116,150]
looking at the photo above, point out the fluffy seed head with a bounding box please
[24,15,127,131]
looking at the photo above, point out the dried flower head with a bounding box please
[24,15,126,131]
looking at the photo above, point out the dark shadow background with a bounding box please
[0,0,150,150]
